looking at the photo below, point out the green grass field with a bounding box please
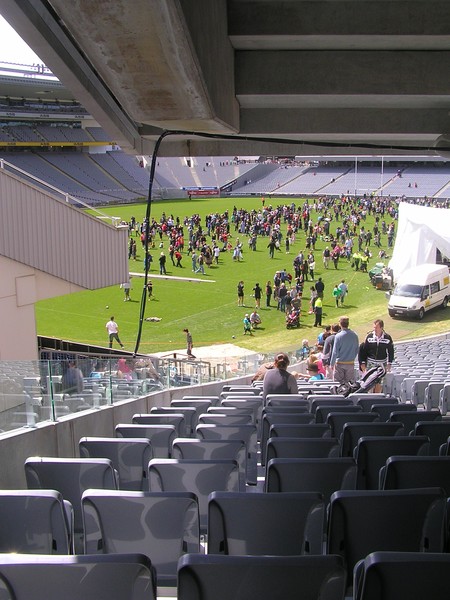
[35,197,449,355]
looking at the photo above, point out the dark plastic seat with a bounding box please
[151,407,197,436]
[115,424,176,458]
[265,457,357,504]
[382,456,450,495]
[371,403,411,421]
[266,437,340,462]
[171,400,213,429]
[196,424,257,485]
[310,398,354,414]
[208,491,324,555]
[269,423,332,439]
[198,413,253,426]
[354,552,450,600]
[82,489,199,587]
[24,457,117,543]
[414,421,450,455]
[148,459,240,534]
[0,553,156,600]
[132,413,186,437]
[178,554,346,600]
[327,488,446,589]
[79,437,152,491]
[340,422,404,458]
[0,490,72,555]
[389,410,441,434]
[172,438,247,487]
[315,405,362,424]
[327,412,379,438]
[261,413,315,465]
[354,435,430,489]
[356,396,398,412]
[265,395,309,409]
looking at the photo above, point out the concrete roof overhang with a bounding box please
[2,0,450,157]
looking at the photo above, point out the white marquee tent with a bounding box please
[389,203,450,280]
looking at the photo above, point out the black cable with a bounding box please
[133,130,172,356]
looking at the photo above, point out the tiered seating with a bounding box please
[9,356,450,598]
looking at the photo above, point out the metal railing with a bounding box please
[0,350,272,434]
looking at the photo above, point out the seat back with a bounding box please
[198,413,253,426]
[82,490,199,586]
[349,394,387,409]
[148,459,240,533]
[370,403,410,421]
[388,410,441,434]
[269,423,332,438]
[327,412,379,439]
[266,457,357,503]
[177,554,346,600]
[310,398,353,414]
[115,424,176,458]
[382,456,450,495]
[424,382,446,411]
[414,422,450,455]
[208,491,324,555]
[196,424,257,485]
[132,414,186,437]
[266,395,309,408]
[354,551,450,600]
[150,407,197,436]
[341,422,404,458]
[220,398,263,432]
[0,554,156,600]
[79,437,152,491]
[0,490,71,555]
[170,400,213,429]
[315,405,362,424]
[25,457,117,535]
[171,438,247,487]
[356,396,397,412]
[328,489,446,589]
[261,413,315,465]
[355,436,430,489]
[266,438,340,462]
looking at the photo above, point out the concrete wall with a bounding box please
[0,255,83,360]
[0,375,251,489]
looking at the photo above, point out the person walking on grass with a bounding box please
[243,314,253,335]
[106,316,124,349]
[332,284,341,307]
[253,283,262,309]
[237,280,245,306]
[338,280,348,305]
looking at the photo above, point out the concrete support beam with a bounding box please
[235,50,450,97]
[229,1,450,49]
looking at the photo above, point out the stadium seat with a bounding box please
[177,554,346,600]
[0,553,156,600]
[207,491,324,555]
[79,437,152,491]
[82,489,199,586]
[148,459,241,534]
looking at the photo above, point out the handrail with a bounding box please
[0,158,120,226]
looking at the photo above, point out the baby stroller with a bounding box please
[332,364,386,397]
[286,308,300,329]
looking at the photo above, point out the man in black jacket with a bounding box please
[360,319,394,392]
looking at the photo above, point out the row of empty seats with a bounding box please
[2,371,450,598]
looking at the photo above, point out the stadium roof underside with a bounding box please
[3,0,450,158]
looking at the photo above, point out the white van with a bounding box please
[388,264,449,319]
